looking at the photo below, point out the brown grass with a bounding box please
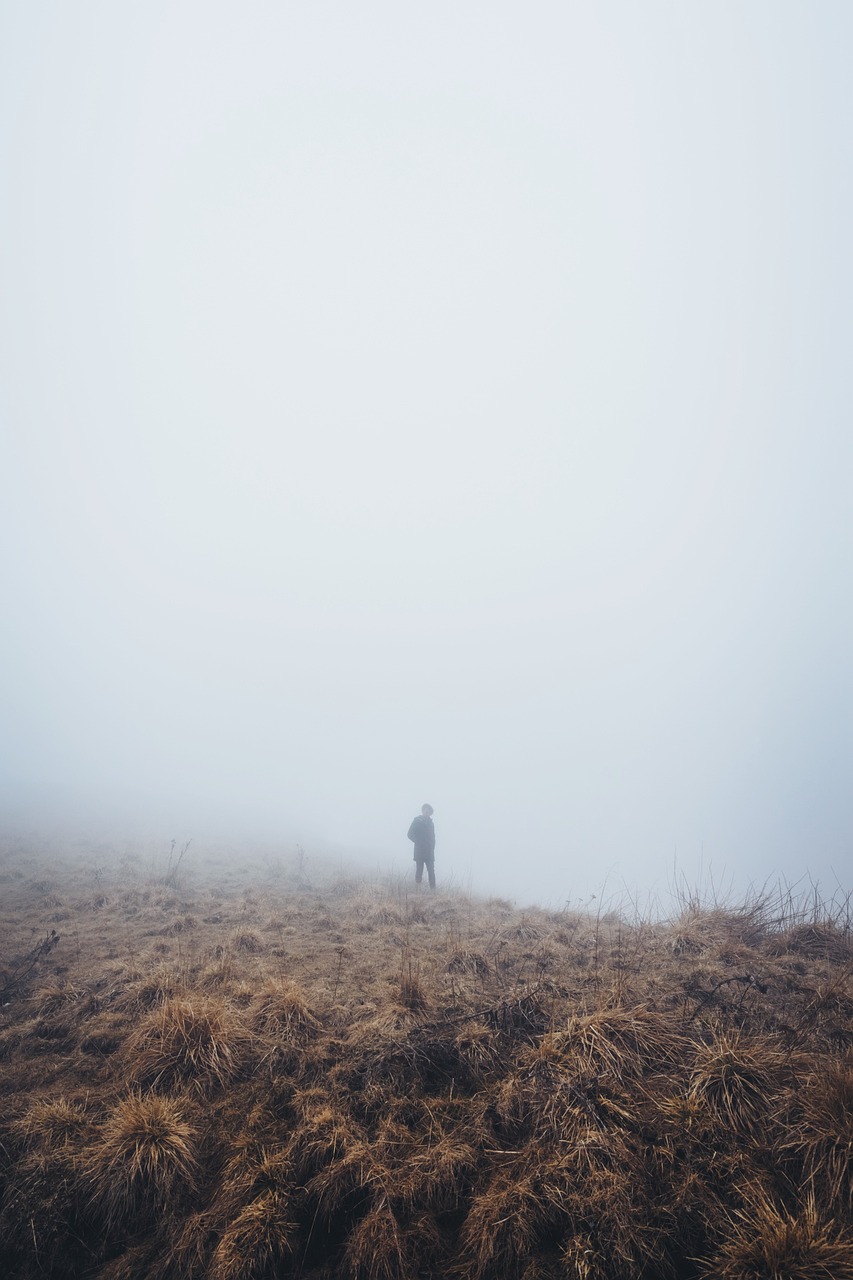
[342,1196,408,1280]
[83,1091,199,1235]
[288,1095,359,1180]
[209,1191,297,1280]
[687,1027,787,1133]
[0,835,851,1280]
[702,1191,853,1279]
[781,1053,853,1210]
[13,1095,93,1151]
[251,978,319,1041]
[560,1233,608,1280]
[126,994,254,1093]
[459,1171,550,1280]
[560,1005,685,1081]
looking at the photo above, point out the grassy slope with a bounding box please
[0,835,851,1280]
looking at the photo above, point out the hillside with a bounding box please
[1,835,852,1279]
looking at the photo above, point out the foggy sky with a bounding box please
[1,3,851,906]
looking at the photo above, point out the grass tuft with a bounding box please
[343,1196,408,1280]
[688,1028,785,1133]
[209,1191,297,1280]
[702,1191,853,1280]
[459,1172,548,1280]
[399,967,428,1012]
[561,1005,683,1081]
[14,1094,92,1151]
[782,1053,853,1209]
[126,994,253,1093]
[251,978,319,1041]
[83,1091,199,1235]
[560,1235,609,1280]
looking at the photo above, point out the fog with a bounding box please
[1,3,851,907]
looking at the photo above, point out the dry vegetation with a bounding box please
[1,834,852,1279]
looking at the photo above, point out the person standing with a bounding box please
[407,803,436,889]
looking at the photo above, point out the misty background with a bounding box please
[1,3,851,907]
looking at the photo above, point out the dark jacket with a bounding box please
[407,814,435,858]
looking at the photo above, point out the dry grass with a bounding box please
[13,1095,93,1151]
[343,1196,408,1280]
[767,921,852,964]
[288,1095,359,1181]
[560,1233,608,1280]
[781,1053,853,1210]
[552,1006,678,1065]
[459,1171,551,1280]
[83,1091,199,1235]
[399,954,429,1012]
[702,1191,853,1279]
[126,994,254,1093]
[0,835,851,1280]
[209,1191,297,1280]
[392,1130,478,1212]
[687,1027,788,1133]
[251,978,319,1041]
[306,1136,380,1221]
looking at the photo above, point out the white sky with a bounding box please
[1,3,851,905]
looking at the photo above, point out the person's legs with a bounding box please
[426,857,435,890]
[415,857,424,884]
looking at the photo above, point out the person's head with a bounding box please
[421,803,434,817]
